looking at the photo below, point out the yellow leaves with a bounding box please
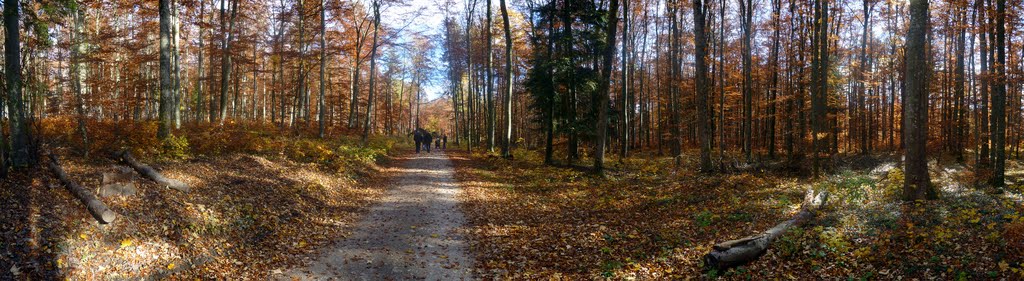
[167,263,176,270]
[120,239,132,249]
[79,233,88,239]
[1000,260,1010,272]
[853,246,872,259]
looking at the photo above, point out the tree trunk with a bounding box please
[71,5,90,154]
[115,151,190,192]
[500,0,514,158]
[619,0,630,160]
[990,0,1007,187]
[319,0,327,138]
[903,0,936,200]
[48,155,117,224]
[694,0,712,172]
[740,0,753,162]
[594,0,620,173]
[158,0,174,139]
[196,0,207,123]
[3,0,31,168]
[218,0,239,124]
[363,0,381,143]
[810,0,829,177]
[486,0,495,152]
[704,190,829,270]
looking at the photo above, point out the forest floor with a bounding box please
[4,119,1024,280]
[278,150,473,280]
[452,149,1024,280]
[1,120,407,280]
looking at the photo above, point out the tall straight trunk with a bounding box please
[740,0,753,162]
[990,0,1007,187]
[768,0,781,158]
[218,0,239,123]
[810,0,829,177]
[857,0,874,153]
[349,33,362,129]
[619,0,630,159]
[4,0,30,167]
[71,6,90,152]
[719,0,726,164]
[977,0,989,163]
[499,0,514,158]
[363,0,381,143]
[486,0,495,152]
[544,14,555,164]
[669,0,682,167]
[319,0,327,138]
[172,0,182,128]
[196,1,206,122]
[158,0,174,139]
[903,0,935,200]
[594,0,620,173]
[275,0,286,125]
[561,2,579,162]
[466,0,476,153]
[954,3,966,161]
[694,0,712,172]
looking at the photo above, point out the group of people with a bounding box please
[412,128,447,153]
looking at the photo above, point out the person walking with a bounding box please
[413,129,423,153]
[442,134,447,150]
[423,131,433,153]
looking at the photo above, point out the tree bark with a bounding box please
[319,0,327,138]
[594,0,620,173]
[990,0,1007,187]
[4,0,31,168]
[115,151,190,192]
[71,5,90,153]
[694,0,712,172]
[363,0,381,143]
[48,155,117,224]
[486,0,495,152]
[500,0,514,158]
[903,0,936,200]
[159,0,174,139]
[218,0,239,124]
[740,0,753,162]
[704,190,829,270]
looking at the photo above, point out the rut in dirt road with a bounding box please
[281,151,473,280]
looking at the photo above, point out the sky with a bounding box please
[380,0,452,101]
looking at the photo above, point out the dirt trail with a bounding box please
[280,151,473,280]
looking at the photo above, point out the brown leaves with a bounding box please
[451,150,1024,279]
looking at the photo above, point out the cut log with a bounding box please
[115,150,190,192]
[703,189,829,271]
[47,155,117,224]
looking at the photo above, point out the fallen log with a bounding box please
[703,189,829,271]
[115,150,190,192]
[47,155,117,224]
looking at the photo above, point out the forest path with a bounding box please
[280,150,473,280]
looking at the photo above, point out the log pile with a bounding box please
[115,150,190,192]
[47,155,117,224]
[703,189,829,270]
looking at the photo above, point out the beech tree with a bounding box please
[903,0,935,200]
